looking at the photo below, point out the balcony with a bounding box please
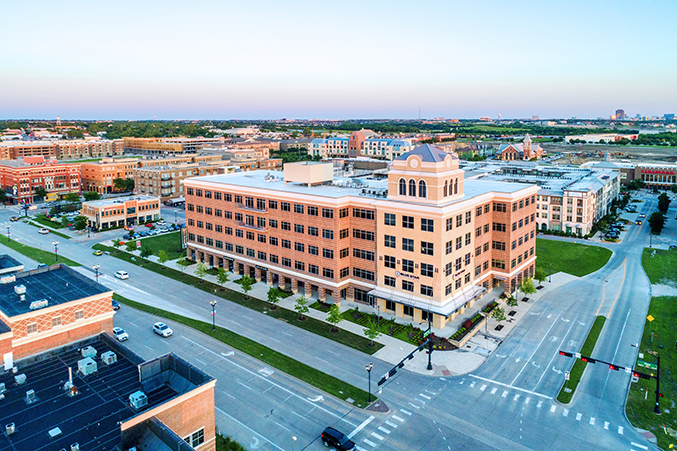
[237,221,267,232]
[235,203,267,213]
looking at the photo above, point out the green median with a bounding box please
[557,315,606,403]
[26,220,71,239]
[0,236,81,267]
[94,244,382,355]
[114,293,375,407]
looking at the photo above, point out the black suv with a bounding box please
[320,427,355,450]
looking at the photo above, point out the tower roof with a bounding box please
[397,144,456,163]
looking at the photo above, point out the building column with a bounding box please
[346,287,355,302]
[255,267,261,282]
[291,279,298,294]
[457,305,465,315]
[333,289,341,306]
[266,271,273,286]
[318,287,326,303]
[278,276,286,291]
[304,282,312,299]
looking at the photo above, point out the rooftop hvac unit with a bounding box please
[14,285,26,295]
[14,373,26,385]
[25,389,37,404]
[0,383,5,394]
[5,423,15,435]
[81,346,97,359]
[77,358,98,376]
[101,351,117,366]
[129,391,148,410]
[71,443,80,451]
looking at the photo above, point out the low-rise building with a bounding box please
[134,163,223,201]
[82,195,161,230]
[0,139,123,161]
[496,135,544,161]
[124,137,224,156]
[309,132,415,160]
[80,158,140,194]
[0,156,80,203]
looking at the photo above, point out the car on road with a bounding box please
[153,322,172,337]
[635,220,642,225]
[112,299,120,310]
[38,228,50,234]
[320,427,355,450]
[114,270,129,280]
[93,250,103,256]
[10,216,19,222]
[639,213,646,218]
[112,327,128,342]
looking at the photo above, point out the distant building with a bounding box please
[615,109,626,120]
[309,130,415,160]
[0,139,123,160]
[134,162,224,201]
[81,195,161,230]
[80,158,140,194]
[496,135,544,161]
[664,113,675,121]
[123,137,224,156]
[634,163,677,190]
[0,156,80,203]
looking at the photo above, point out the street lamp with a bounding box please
[5,225,9,243]
[93,264,100,282]
[52,241,59,262]
[366,362,373,403]
[549,263,552,283]
[174,209,177,223]
[210,300,217,330]
[291,436,297,451]
[87,226,90,238]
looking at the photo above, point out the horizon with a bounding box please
[1,0,675,120]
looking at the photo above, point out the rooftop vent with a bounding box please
[1,275,16,284]
[25,389,37,404]
[81,346,97,359]
[129,390,148,410]
[29,299,49,310]
[14,285,26,295]
[71,443,80,451]
[48,427,62,438]
[5,423,15,436]
[101,351,117,366]
[14,373,26,385]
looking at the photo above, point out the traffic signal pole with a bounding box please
[654,354,661,414]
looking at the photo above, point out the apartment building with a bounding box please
[184,145,538,329]
[123,137,223,156]
[0,156,80,203]
[464,162,620,235]
[80,158,140,194]
[82,195,161,230]
[0,141,57,160]
[0,139,123,160]
[134,163,224,201]
[309,131,415,160]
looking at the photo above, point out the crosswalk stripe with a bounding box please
[631,442,648,450]
[400,409,412,416]
[575,413,582,421]
[550,405,556,413]
[563,409,569,417]
[603,421,609,430]
[385,420,398,428]
[371,432,384,441]
[480,384,487,391]
[589,417,595,425]
[419,393,431,400]
[377,426,390,434]
[513,394,520,401]
[408,402,420,409]
[502,390,508,398]
[392,415,405,422]
[363,438,377,447]
[491,387,497,394]
[537,400,542,408]
[618,426,624,435]
[469,381,475,388]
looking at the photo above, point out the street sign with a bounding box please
[565,372,570,381]
[625,367,632,374]
[422,329,431,338]
[647,315,655,322]
[136,240,141,247]
[638,360,658,371]
[574,352,581,359]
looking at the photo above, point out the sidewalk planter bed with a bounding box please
[310,301,332,313]
[482,301,498,314]
[449,313,486,348]
[93,244,381,355]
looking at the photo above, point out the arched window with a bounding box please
[444,180,448,197]
[418,180,427,198]
[399,178,406,196]
[454,178,458,194]
[408,179,416,197]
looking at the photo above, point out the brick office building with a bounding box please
[82,195,161,230]
[184,145,538,329]
[0,156,81,203]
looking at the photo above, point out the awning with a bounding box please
[368,285,486,317]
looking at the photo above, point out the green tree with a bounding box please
[125,178,135,191]
[194,261,208,282]
[492,307,507,324]
[627,179,646,190]
[83,191,101,201]
[658,192,671,214]
[326,304,343,332]
[113,178,127,192]
[0,188,7,204]
[34,187,48,201]
[267,287,281,309]
[294,296,309,320]
[363,318,382,346]
[140,246,152,258]
[176,258,190,273]
[649,212,666,235]
[240,275,254,299]
[73,216,87,231]
[66,129,84,139]
[302,126,312,136]
[670,184,677,194]
[506,295,518,307]
[112,238,121,247]
[217,267,230,285]
[519,278,537,300]
[125,241,137,252]
[534,268,547,287]
[158,250,169,264]
[64,192,80,203]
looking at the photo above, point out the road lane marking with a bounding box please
[385,420,398,428]
[631,442,648,450]
[618,426,624,435]
[604,421,609,430]
[510,311,562,386]
[596,257,627,316]
[377,426,390,434]
[215,407,285,451]
[502,390,508,398]
[469,374,552,399]
[371,432,384,440]
[392,415,405,422]
[238,381,253,391]
[524,397,530,405]
[563,409,569,417]
[274,421,290,432]
[469,381,475,388]
[575,412,582,421]
[589,417,595,425]
[419,393,431,399]
[400,409,412,416]
[490,387,497,394]
[550,405,556,413]
[537,400,542,408]
[480,384,487,391]
[363,439,377,447]
[348,416,374,439]
[513,394,520,401]
[606,257,628,318]
[533,312,580,391]
[408,402,421,409]
[600,308,632,400]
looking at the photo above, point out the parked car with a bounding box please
[153,322,172,337]
[112,327,128,342]
[93,250,103,256]
[320,427,355,450]
[38,228,50,234]
[157,220,166,226]
[145,223,153,228]
[10,216,19,222]
[112,299,120,310]
[114,270,129,280]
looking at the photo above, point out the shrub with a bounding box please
[463,319,472,329]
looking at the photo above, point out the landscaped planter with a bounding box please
[449,313,487,348]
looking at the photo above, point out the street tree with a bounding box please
[73,217,87,231]
[157,250,169,264]
[64,192,80,204]
[649,212,666,235]
[534,268,547,287]
[112,238,121,247]
[113,178,127,192]
[363,318,382,346]
[216,267,230,285]
[294,296,309,320]
[125,241,137,252]
[194,262,208,282]
[140,246,152,258]
[267,287,281,309]
[0,188,7,204]
[34,187,48,201]
[505,295,518,307]
[125,178,135,191]
[83,191,101,201]
[492,307,507,324]
[240,275,254,299]
[671,184,677,194]
[658,192,671,214]
[519,278,537,300]
[326,304,343,332]
[176,258,190,273]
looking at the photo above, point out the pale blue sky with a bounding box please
[1,0,675,120]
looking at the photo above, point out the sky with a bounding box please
[1,0,676,120]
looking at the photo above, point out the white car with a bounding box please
[38,228,50,234]
[112,327,129,342]
[153,322,172,337]
[114,270,129,280]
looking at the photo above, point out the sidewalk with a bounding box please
[102,240,580,376]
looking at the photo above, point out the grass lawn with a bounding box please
[95,244,381,355]
[137,231,185,258]
[26,221,70,239]
[115,294,375,407]
[536,238,612,277]
[641,248,677,285]
[0,236,81,267]
[34,214,66,229]
[557,316,606,403]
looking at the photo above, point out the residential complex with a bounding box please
[80,157,140,194]
[464,161,620,235]
[81,195,161,230]
[134,162,224,201]
[184,145,538,329]
[0,139,123,160]
[0,156,81,203]
[123,137,223,156]
[496,135,544,161]
[309,130,416,160]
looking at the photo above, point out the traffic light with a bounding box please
[581,356,596,364]
[559,351,573,358]
[633,372,651,380]
[609,364,620,371]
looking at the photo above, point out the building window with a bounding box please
[402,280,414,292]
[402,259,414,273]
[27,323,38,334]
[353,268,375,281]
[446,240,453,255]
[309,226,319,237]
[323,268,334,279]
[295,242,305,252]
[294,204,304,214]
[281,202,290,211]
[456,214,462,227]
[353,229,374,241]
[384,275,396,287]
[492,223,506,232]
[420,285,433,297]
[492,259,505,269]
[339,208,349,218]
[421,263,433,277]
[446,218,453,231]
[402,215,414,229]
[309,245,319,255]
[385,213,396,226]
[322,229,334,239]
[282,257,291,267]
[418,180,427,198]
[322,208,333,218]
[492,241,505,251]
[269,200,278,209]
[384,255,396,269]
[384,235,396,248]
[309,264,319,274]
[281,239,291,249]
[352,208,374,220]
[295,261,305,271]
[340,267,349,278]
[75,310,84,320]
[421,218,434,232]
[465,232,471,245]
[445,284,452,296]
[353,249,375,261]
[421,241,434,255]
[456,236,462,250]
[402,238,414,252]
[270,254,279,263]
[465,211,472,224]
[339,228,349,239]
[399,178,406,195]
[295,224,304,234]
[493,203,506,212]
[323,249,334,259]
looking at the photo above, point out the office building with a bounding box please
[82,195,161,231]
[0,156,80,203]
[0,139,123,161]
[184,145,538,329]
[80,158,140,194]
[615,109,626,120]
